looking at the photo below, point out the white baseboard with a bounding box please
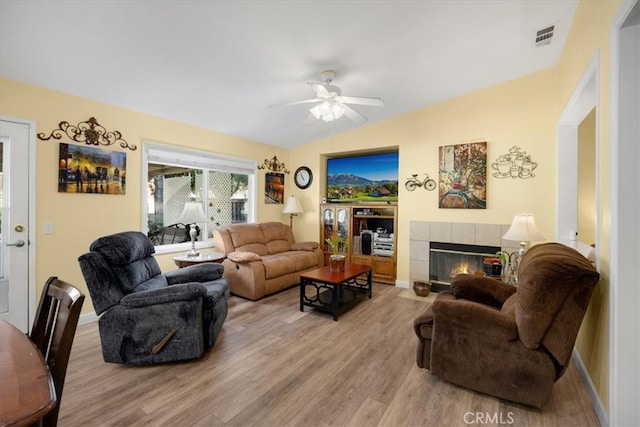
[79,311,99,325]
[395,279,410,288]
[572,348,608,426]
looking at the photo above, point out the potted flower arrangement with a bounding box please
[325,231,348,272]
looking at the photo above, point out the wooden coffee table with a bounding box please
[299,263,372,321]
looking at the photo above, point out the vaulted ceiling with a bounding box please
[0,1,578,148]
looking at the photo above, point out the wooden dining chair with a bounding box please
[30,276,85,427]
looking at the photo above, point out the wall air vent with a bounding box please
[535,25,555,47]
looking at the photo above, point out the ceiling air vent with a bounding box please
[535,25,555,47]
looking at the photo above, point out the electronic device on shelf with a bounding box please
[360,230,373,255]
[372,229,394,257]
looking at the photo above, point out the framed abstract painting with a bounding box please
[438,141,487,209]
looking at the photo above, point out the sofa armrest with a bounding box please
[450,274,516,308]
[291,241,320,251]
[120,283,207,308]
[432,297,518,340]
[164,263,225,284]
[227,251,262,262]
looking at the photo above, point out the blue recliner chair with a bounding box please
[78,231,229,365]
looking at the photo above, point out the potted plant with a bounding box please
[325,231,348,272]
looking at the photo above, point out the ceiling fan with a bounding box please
[273,70,384,124]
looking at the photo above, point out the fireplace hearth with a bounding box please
[429,241,500,292]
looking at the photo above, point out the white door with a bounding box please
[0,119,32,332]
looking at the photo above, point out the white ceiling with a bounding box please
[0,0,578,148]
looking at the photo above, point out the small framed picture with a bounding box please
[265,172,284,204]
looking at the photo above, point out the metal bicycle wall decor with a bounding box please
[37,116,136,151]
[405,173,436,191]
[491,146,537,179]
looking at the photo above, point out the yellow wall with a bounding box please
[0,77,292,313]
[557,0,624,413]
[578,108,596,244]
[291,68,559,285]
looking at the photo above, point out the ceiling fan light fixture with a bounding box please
[309,104,322,120]
[331,103,345,120]
[276,69,382,125]
[310,101,345,122]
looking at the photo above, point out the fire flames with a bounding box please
[450,261,470,277]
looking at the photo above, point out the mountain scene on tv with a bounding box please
[326,152,399,202]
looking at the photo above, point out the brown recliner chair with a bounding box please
[414,242,600,408]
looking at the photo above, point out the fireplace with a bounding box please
[429,242,500,292]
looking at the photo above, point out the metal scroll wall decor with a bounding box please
[491,146,537,179]
[258,155,290,174]
[38,116,137,151]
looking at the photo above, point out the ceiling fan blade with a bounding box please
[270,98,320,108]
[335,96,384,107]
[342,104,368,123]
[303,113,318,126]
[308,83,330,98]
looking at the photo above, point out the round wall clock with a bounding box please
[294,166,313,189]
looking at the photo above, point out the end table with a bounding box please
[172,252,226,268]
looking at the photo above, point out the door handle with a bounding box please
[6,240,25,247]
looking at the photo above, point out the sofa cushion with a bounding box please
[90,231,156,266]
[134,274,169,292]
[516,242,600,349]
[262,254,297,279]
[501,294,517,318]
[261,222,294,243]
[266,239,291,254]
[261,251,319,279]
[228,223,269,255]
[234,243,269,255]
[112,258,163,293]
[287,251,320,271]
[291,241,320,251]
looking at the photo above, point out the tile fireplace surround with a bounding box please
[409,221,521,286]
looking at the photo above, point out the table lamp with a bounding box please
[178,198,207,257]
[502,213,545,284]
[503,213,545,258]
[282,196,303,228]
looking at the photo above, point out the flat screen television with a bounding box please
[326,151,399,202]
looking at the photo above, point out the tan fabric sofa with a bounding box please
[213,222,323,300]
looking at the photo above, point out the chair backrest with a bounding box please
[515,242,600,374]
[78,231,163,314]
[30,277,85,427]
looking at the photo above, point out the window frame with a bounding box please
[142,140,257,254]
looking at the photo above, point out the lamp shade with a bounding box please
[178,202,206,224]
[282,196,304,215]
[502,213,545,243]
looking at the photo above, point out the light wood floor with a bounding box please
[59,284,600,426]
